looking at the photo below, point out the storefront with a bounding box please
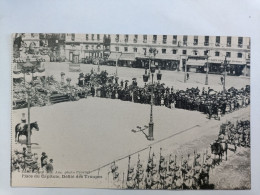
[154,54,180,71]
[208,57,247,76]
[107,52,122,66]
[186,56,207,73]
[118,53,136,67]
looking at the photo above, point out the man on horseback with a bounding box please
[20,113,27,130]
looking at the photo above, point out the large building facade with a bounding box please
[65,34,250,76]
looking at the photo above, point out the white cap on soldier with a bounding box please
[21,113,26,121]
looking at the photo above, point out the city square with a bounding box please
[11,33,251,189]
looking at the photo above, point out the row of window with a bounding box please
[114,35,246,47]
[115,47,244,58]
[69,34,247,48]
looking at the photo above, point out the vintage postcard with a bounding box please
[11,33,250,189]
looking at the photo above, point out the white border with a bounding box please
[0,0,260,194]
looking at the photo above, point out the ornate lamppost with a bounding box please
[21,57,37,154]
[143,48,162,141]
[205,50,210,85]
[220,56,230,93]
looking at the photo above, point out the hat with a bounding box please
[42,152,46,155]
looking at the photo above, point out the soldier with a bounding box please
[145,172,153,189]
[135,163,144,188]
[20,113,27,130]
[110,161,118,174]
[164,174,173,189]
[41,152,47,168]
[159,156,167,172]
[181,160,188,178]
[46,159,54,173]
[126,175,136,189]
[151,169,160,189]
[193,166,201,189]
[146,158,153,173]
[174,166,183,189]
[194,153,201,167]
[204,154,214,170]
[200,163,210,186]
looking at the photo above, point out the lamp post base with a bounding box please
[147,122,154,141]
[205,77,208,85]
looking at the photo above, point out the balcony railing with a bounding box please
[163,40,167,44]
[227,43,231,47]
[143,40,147,43]
[152,40,157,44]
[215,42,220,46]
[204,42,209,46]
[193,42,198,45]
[238,43,243,48]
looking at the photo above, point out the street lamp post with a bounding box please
[26,86,32,154]
[221,56,230,93]
[205,51,210,85]
[143,48,161,141]
[21,57,36,155]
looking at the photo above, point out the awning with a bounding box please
[107,52,122,61]
[154,54,179,61]
[208,57,246,65]
[119,53,136,61]
[186,59,206,66]
[73,51,80,55]
[135,53,148,59]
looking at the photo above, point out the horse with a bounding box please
[15,122,39,143]
[210,141,228,163]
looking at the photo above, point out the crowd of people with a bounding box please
[79,70,250,119]
[13,69,250,120]
[108,119,250,189]
[11,147,54,174]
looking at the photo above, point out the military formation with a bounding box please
[108,119,250,190]
[217,120,250,148]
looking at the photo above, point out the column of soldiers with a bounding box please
[108,119,250,189]
[217,120,250,148]
[109,149,214,189]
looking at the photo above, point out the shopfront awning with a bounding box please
[135,53,148,59]
[186,59,206,66]
[107,52,122,61]
[208,57,246,65]
[119,53,136,61]
[154,54,179,61]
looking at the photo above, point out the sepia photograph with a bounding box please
[11,33,251,189]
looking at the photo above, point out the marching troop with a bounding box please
[108,119,250,190]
